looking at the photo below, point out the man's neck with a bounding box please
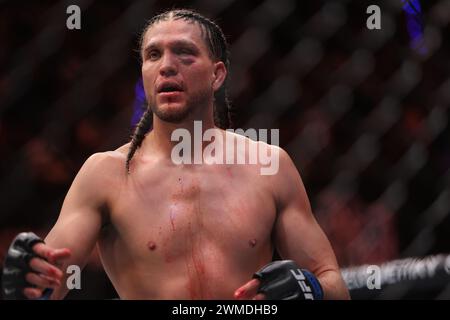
[144,113,217,160]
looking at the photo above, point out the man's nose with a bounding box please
[159,53,178,77]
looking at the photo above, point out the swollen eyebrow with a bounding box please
[173,41,199,51]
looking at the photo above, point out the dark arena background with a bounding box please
[1,0,449,300]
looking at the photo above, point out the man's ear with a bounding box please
[212,61,227,91]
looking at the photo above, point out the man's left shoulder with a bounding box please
[258,143,295,176]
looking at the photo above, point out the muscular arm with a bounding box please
[272,147,350,300]
[44,153,115,299]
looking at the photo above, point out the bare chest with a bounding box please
[107,165,276,261]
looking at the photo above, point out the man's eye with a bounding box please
[148,51,160,60]
[178,48,193,55]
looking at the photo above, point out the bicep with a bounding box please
[274,201,338,274]
[45,187,103,269]
[44,154,109,297]
[273,149,339,274]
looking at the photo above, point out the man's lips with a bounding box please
[156,90,185,102]
[156,81,184,93]
[155,81,184,100]
[157,91,183,97]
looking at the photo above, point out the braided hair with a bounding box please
[126,9,234,172]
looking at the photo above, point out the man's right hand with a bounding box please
[2,232,71,300]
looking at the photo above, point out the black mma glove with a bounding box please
[253,260,324,300]
[2,232,45,300]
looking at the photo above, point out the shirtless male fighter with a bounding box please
[2,9,350,300]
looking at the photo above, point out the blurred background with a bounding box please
[0,0,449,299]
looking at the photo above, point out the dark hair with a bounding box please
[126,9,234,172]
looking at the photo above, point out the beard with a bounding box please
[150,88,212,123]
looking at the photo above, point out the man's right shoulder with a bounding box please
[69,143,131,201]
[80,143,131,178]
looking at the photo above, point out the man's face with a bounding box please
[141,19,225,123]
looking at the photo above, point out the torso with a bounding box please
[97,132,277,299]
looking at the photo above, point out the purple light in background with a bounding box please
[402,0,428,56]
[130,77,148,129]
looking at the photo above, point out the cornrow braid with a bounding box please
[126,108,152,172]
[126,8,234,172]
